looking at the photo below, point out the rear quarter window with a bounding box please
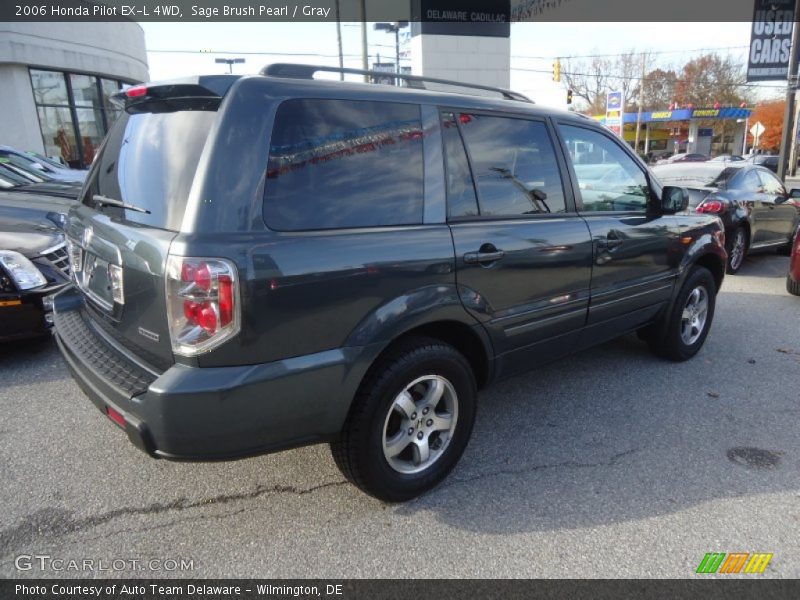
[263,99,424,231]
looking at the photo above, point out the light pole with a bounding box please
[374,21,408,83]
[215,57,245,74]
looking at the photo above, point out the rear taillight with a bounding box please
[696,200,726,214]
[125,85,148,98]
[165,256,240,356]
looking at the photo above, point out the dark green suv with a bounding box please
[54,65,727,501]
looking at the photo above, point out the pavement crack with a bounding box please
[0,480,348,555]
[445,447,640,488]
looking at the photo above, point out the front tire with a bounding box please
[330,336,477,502]
[649,266,717,361]
[726,226,746,274]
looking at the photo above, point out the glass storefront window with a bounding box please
[30,69,133,168]
[70,73,102,111]
[30,70,69,105]
[36,106,80,167]
[101,78,121,111]
[74,108,105,165]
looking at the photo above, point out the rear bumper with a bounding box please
[53,289,375,460]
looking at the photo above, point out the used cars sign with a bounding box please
[747,0,795,82]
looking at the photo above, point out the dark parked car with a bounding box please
[788,225,800,296]
[653,162,800,274]
[746,154,779,174]
[0,194,72,341]
[53,65,727,501]
[0,160,81,200]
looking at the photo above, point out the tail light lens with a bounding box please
[165,256,240,356]
[696,199,726,214]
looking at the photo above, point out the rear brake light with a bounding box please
[166,256,240,356]
[696,200,725,214]
[126,85,148,98]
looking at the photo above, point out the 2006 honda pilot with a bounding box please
[55,65,727,501]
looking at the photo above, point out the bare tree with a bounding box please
[562,49,651,114]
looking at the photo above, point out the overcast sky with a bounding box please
[140,21,779,109]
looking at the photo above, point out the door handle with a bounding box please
[464,246,505,265]
[598,235,623,250]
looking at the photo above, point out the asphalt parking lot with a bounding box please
[0,253,798,579]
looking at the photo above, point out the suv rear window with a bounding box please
[264,99,424,231]
[81,110,216,231]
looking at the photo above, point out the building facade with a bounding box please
[0,22,148,168]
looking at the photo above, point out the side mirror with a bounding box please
[790,188,800,198]
[661,186,689,214]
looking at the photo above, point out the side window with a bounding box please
[559,124,649,212]
[441,112,479,218]
[757,169,785,195]
[264,99,424,231]
[457,113,567,215]
[735,169,762,193]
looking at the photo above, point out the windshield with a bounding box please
[0,162,38,186]
[26,151,68,170]
[81,109,216,231]
[0,158,51,183]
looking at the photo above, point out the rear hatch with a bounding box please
[65,80,231,368]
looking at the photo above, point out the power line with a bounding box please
[511,45,750,61]
[511,66,786,90]
[148,48,411,62]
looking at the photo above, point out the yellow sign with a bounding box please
[651,111,673,119]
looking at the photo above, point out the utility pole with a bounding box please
[777,0,800,180]
[790,91,800,176]
[360,0,369,82]
[634,53,646,155]
[335,0,343,80]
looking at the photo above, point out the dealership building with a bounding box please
[0,22,148,168]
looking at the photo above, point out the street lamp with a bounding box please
[215,57,245,74]
[373,21,408,83]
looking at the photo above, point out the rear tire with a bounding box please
[726,226,746,274]
[648,266,717,361]
[330,336,477,502]
[788,275,800,296]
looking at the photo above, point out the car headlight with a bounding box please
[0,250,47,290]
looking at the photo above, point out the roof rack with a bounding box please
[260,63,533,103]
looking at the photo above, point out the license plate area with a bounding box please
[80,253,115,312]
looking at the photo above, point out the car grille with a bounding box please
[40,242,70,278]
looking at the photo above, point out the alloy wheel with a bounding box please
[382,375,459,475]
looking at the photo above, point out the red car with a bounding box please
[789,226,800,296]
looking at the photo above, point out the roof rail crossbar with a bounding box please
[260,63,533,103]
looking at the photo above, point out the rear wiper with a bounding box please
[93,194,151,214]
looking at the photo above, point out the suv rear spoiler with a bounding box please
[111,75,240,112]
